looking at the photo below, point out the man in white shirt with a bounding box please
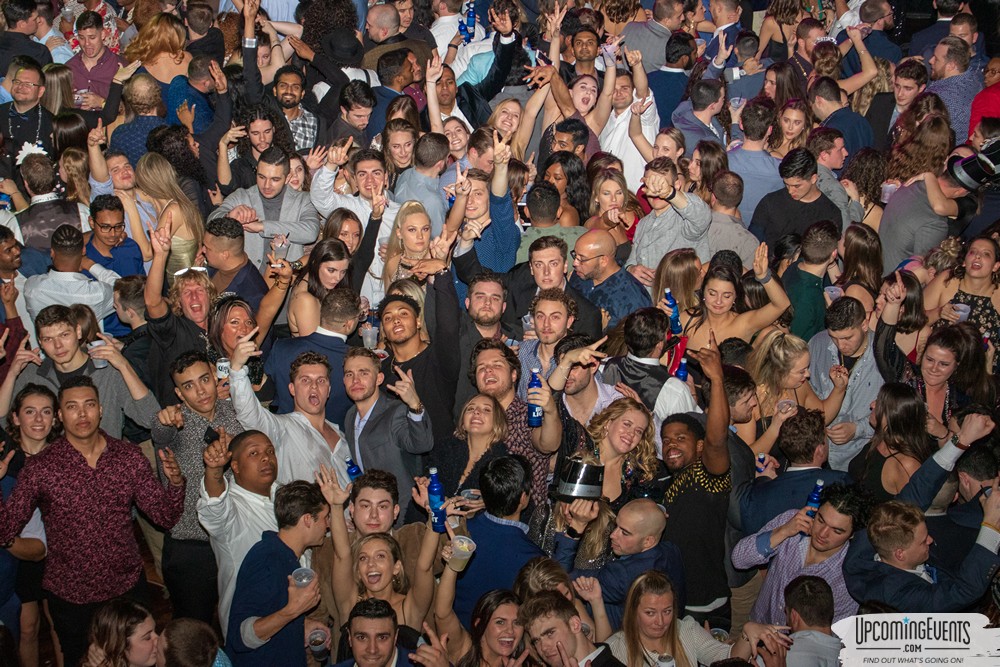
[599,48,659,191]
[25,224,119,325]
[429,0,484,59]
[230,340,351,487]
[197,430,284,638]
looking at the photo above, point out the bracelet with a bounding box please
[448,43,459,50]
[242,37,258,48]
[275,280,291,290]
[982,521,1000,533]
[758,269,773,285]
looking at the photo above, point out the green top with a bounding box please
[784,264,826,342]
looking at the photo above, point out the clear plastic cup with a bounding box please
[87,340,108,369]
[953,303,972,322]
[361,326,379,350]
[824,286,844,302]
[710,628,729,643]
[74,89,89,108]
[880,182,899,203]
[448,536,477,572]
[292,567,316,587]
[777,399,796,414]
[272,241,289,262]
[308,628,330,660]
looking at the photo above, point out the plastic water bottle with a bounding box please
[527,368,544,427]
[674,358,688,382]
[755,453,767,473]
[805,479,825,517]
[664,289,682,335]
[428,468,447,533]
[466,2,476,40]
[345,457,362,482]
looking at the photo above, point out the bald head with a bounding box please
[572,230,617,283]
[124,73,162,116]
[367,4,401,40]
[610,498,667,555]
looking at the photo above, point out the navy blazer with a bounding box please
[740,467,853,535]
[554,535,686,631]
[844,449,1000,612]
[263,331,351,429]
[704,23,743,67]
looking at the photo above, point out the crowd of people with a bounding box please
[0,0,997,664]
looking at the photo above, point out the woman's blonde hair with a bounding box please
[382,201,430,287]
[60,148,90,204]
[124,12,187,64]
[811,40,843,79]
[454,393,508,445]
[586,398,658,483]
[589,169,641,219]
[652,248,701,314]
[134,152,204,249]
[487,98,524,157]
[622,572,690,667]
[352,533,409,596]
[851,57,893,116]
[746,330,810,415]
[40,63,73,115]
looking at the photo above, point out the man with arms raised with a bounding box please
[519,590,625,667]
[0,376,184,665]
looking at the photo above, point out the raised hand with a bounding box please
[157,404,184,428]
[641,170,675,199]
[563,498,600,531]
[0,450,15,480]
[572,576,603,603]
[454,163,471,196]
[488,6,514,35]
[957,412,996,446]
[715,29,733,63]
[316,463,351,506]
[623,45,642,69]
[386,365,422,411]
[370,180,388,219]
[409,623,450,667]
[522,64,555,88]
[159,448,185,486]
[230,327,262,371]
[562,336,608,368]
[113,60,143,85]
[426,52,443,84]
[88,118,107,148]
[778,506,813,541]
[459,218,489,242]
[327,137,353,169]
[429,228,457,260]
[9,340,42,378]
[753,243,770,280]
[305,144,328,172]
[630,96,653,116]
[690,330,723,381]
[243,0,260,18]
[0,280,18,308]
[202,429,233,469]
[555,641,581,667]
[209,60,228,94]
[151,211,173,256]
[176,101,195,130]
[287,35,316,62]
[492,130,512,166]
[547,0,568,35]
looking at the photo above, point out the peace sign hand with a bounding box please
[371,180,388,219]
[454,163,471,196]
[492,130,512,165]
[158,448,185,487]
[409,623,450,667]
[230,327,261,372]
[631,96,653,116]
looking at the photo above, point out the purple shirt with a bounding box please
[66,48,125,100]
[0,433,184,603]
[731,508,857,625]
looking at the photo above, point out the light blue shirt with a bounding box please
[33,27,74,64]
[726,146,783,226]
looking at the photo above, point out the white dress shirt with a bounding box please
[598,92,660,192]
[430,14,485,59]
[230,365,351,487]
[24,266,120,325]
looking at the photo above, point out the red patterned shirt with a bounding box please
[0,434,184,603]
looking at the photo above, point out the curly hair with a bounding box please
[887,113,953,182]
[538,151,590,225]
[841,148,888,206]
[215,12,242,63]
[235,105,296,160]
[146,124,209,186]
[302,0,358,51]
[892,91,950,145]
[852,57,893,116]
[598,0,641,23]
[586,397,659,484]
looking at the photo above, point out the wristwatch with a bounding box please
[290,260,304,271]
[565,525,582,539]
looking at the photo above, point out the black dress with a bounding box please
[426,437,511,497]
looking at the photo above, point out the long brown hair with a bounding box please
[87,599,154,667]
[652,248,701,314]
[836,224,883,296]
[622,572,690,667]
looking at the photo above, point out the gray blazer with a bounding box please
[208,186,320,271]
[344,392,434,522]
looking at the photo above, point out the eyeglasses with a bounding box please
[95,222,126,233]
[570,251,606,263]
[986,68,1000,77]
[174,266,209,276]
[11,79,42,89]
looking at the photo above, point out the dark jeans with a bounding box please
[163,535,218,624]
[46,576,149,667]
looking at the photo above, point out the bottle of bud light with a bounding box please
[527,368,543,427]
[346,457,362,481]
[664,288,682,335]
[428,468,447,533]
[805,479,825,517]
[674,358,688,382]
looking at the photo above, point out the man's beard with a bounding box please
[278,96,299,110]
[470,310,502,327]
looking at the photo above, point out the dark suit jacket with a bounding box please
[864,91,897,152]
[452,247,602,341]
[705,23,743,67]
[419,34,517,132]
[927,493,986,574]
[739,467,853,535]
[263,332,351,428]
[844,449,1000,611]
[343,391,434,522]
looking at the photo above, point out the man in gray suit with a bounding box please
[342,347,434,521]
[207,146,321,271]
